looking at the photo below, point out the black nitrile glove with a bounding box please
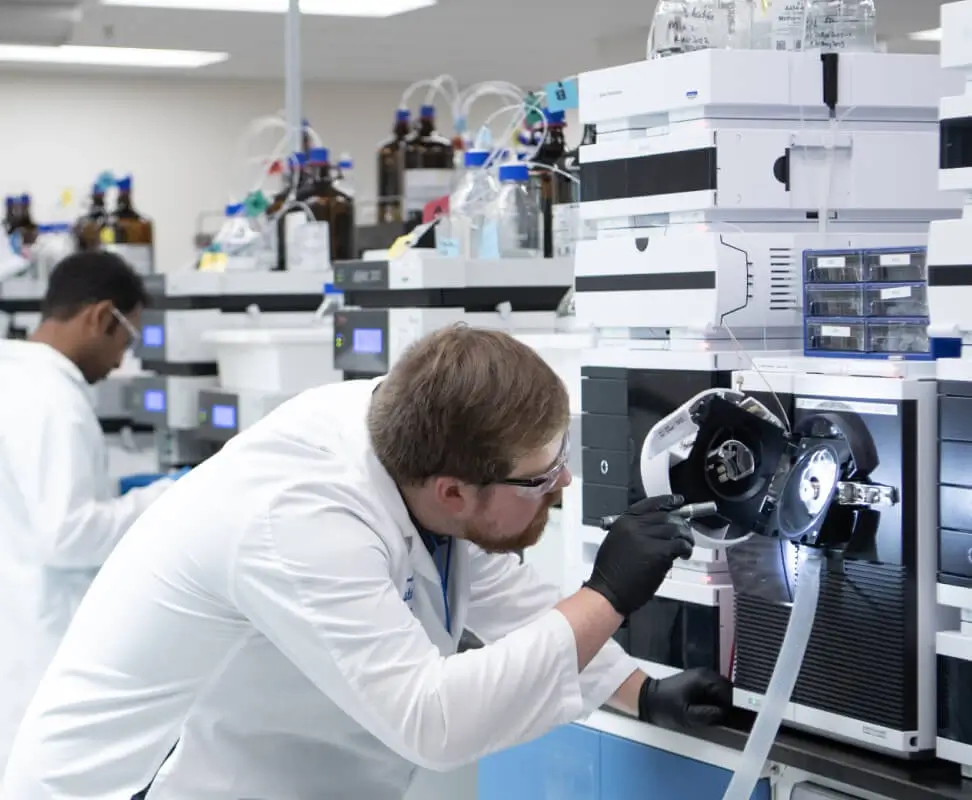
[583,494,694,617]
[638,668,734,729]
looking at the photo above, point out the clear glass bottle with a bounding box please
[439,149,499,258]
[649,0,752,57]
[804,0,877,52]
[494,163,542,259]
[750,0,808,51]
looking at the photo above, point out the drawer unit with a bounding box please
[579,366,732,526]
[938,381,972,588]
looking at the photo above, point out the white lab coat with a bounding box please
[3,378,639,800]
[0,340,174,773]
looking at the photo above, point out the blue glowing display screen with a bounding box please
[353,328,383,354]
[212,404,237,430]
[144,389,166,413]
[142,325,164,348]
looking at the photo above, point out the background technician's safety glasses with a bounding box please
[110,306,142,350]
[499,430,570,498]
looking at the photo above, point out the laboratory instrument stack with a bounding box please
[572,45,960,755]
[331,253,573,380]
[127,271,332,468]
[926,0,972,778]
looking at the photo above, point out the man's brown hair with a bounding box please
[368,324,570,487]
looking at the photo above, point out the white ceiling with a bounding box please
[0,0,949,85]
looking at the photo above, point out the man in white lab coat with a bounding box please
[0,252,176,775]
[4,325,732,800]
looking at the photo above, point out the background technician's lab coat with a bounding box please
[4,378,639,800]
[0,340,174,773]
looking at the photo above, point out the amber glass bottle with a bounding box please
[103,177,154,274]
[529,110,570,258]
[402,104,454,230]
[376,109,411,224]
[16,194,39,249]
[75,186,107,252]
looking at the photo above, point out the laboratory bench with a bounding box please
[477,707,972,800]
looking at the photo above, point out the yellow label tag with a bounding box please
[100,227,116,245]
[198,252,228,272]
[387,234,414,260]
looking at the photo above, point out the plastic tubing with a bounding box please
[424,73,460,109]
[720,548,825,800]
[399,78,439,111]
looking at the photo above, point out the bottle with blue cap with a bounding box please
[3,196,18,235]
[439,149,500,258]
[286,147,355,267]
[75,184,108,252]
[377,108,412,224]
[103,176,154,275]
[492,162,542,259]
[403,103,455,229]
[334,153,355,197]
[530,109,570,258]
[14,193,39,250]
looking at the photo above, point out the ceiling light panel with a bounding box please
[908,28,942,42]
[100,0,436,17]
[0,44,229,68]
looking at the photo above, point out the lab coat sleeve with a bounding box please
[465,547,639,717]
[20,410,174,569]
[233,507,587,772]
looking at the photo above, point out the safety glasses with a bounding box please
[110,306,141,350]
[499,430,570,498]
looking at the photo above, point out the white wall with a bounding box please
[0,74,581,272]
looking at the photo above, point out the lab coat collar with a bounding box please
[363,376,469,639]
[0,339,90,394]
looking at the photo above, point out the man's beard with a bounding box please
[464,490,563,555]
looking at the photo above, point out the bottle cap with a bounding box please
[38,223,72,234]
[226,203,243,216]
[498,163,529,183]
[464,150,489,168]
[420,104,435,118]
[396,108,411,122]
[117,177,133,192]
[19,193,31,204]
[308,147,330,164]
[338,158,353,169]
[544,109,566,125]
[4,196,13,205]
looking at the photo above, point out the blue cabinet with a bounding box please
[478,724,771,800]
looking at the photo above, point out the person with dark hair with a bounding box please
[4,325,731,800]
[0,251,177,776]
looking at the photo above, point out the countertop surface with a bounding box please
[693,708,971,800]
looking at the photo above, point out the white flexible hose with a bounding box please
[721,548,825,800]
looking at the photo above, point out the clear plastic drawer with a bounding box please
[806,321,867,353]
[864,284,928,317]
[868,322,929,355]
[805,286,864,317]
[863,250,926,283]
[804,251,864,284]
